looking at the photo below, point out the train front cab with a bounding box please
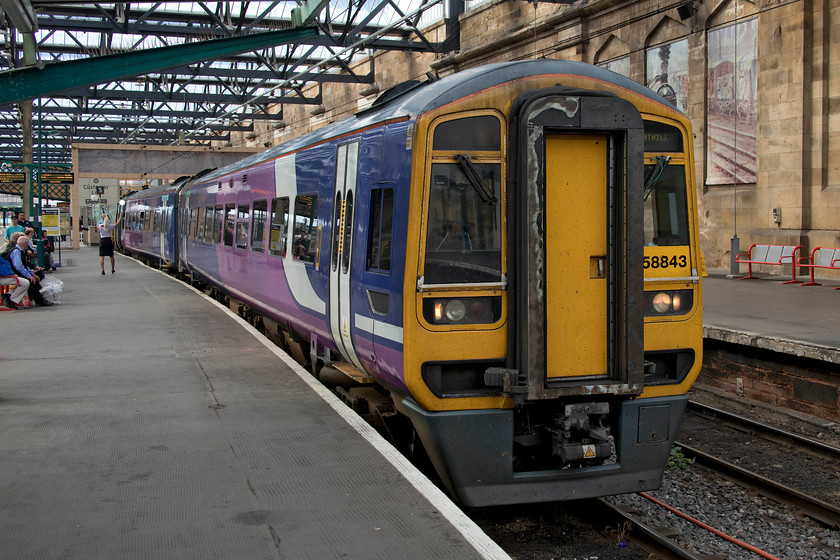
[395,82,702,507]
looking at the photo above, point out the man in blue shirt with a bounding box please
[8,235,52,307]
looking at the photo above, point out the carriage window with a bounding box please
[236,204,250,249]
[251,199,267,253]
[269,197,289,257]
[367,188,394,272]
[213,205,223,244]
[196,207,206,240]
[139,211,145,231]
[342,190,354,274]
[433,115,501,151]
[202,206,212,242]
[189,208,197,239]
[161,208,167,233]
[292,194,318,263]
[643,163,690,246]
[223,203,235,246]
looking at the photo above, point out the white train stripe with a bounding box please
[275,154,326,315]
[355,314,403,344]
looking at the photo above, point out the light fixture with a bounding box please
[245,132,257,140]
[272,120,287,130]
[677,1,696,20]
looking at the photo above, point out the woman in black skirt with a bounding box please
[96,213,122,275]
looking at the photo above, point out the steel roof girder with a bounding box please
[0,25,319,105]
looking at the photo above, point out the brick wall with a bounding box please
[703,338,840,423]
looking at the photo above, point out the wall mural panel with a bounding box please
[706,19,758,185]
[646,39,689,114]
[600,56,631,79]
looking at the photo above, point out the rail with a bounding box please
[674,441,840,529]
[594,498,704,560]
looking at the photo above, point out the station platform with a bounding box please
[703,270,840,363]
[0,248,509,560]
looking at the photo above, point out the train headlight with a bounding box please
[444,299,466,322]
[652,292,672,313]
[423,296,502,325]
[645,290,693,316]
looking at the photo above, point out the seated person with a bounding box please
[5,235,52,307]
[0,251,29,309]
[22,228,45,280]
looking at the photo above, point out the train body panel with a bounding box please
[121,182,180,267]
[118,60,702,507]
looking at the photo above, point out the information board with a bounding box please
[0,172,26,183]
[41,208,70,236]
[41,172,74,184]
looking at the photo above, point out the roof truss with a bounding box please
[0,0,458,164]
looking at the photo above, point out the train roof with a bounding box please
[122,180,182,201]
[196,59,679,183]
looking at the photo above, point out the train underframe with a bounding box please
[394,392,687,507]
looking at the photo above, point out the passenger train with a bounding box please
[120,60,703,507]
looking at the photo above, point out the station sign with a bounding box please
[41,208,70,236]
[85,198,107,205]
[41,172,74,184]
[0,172,26,183]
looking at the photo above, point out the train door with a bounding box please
[329,140,364,369]
[544,134,608,378]
[179,203,189,272]
[512,90,645,399]
[159,198,168,263]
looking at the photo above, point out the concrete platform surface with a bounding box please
[703,271,840,363]
[0,248,508,560]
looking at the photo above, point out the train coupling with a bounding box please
[483,367,527,394]
[549,402,613,464]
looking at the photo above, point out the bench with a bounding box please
[735,244,803,283]
[797,247,840,289]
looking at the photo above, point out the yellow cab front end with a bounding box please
[391,68,702,506]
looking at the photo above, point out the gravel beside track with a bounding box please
[679,409,840,509]
[606,460,840,559]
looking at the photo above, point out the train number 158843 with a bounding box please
[644,255,688,269]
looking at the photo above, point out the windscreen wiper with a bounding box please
[456,154,497,204]
[643,155,671,201]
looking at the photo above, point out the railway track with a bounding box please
[594,498,705,560]
[686,400,840,460]
[678,400,840,529]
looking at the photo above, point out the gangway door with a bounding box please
[545,134,608,378]
[511,88,645,400]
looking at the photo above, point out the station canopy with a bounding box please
[0,0,464,166]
